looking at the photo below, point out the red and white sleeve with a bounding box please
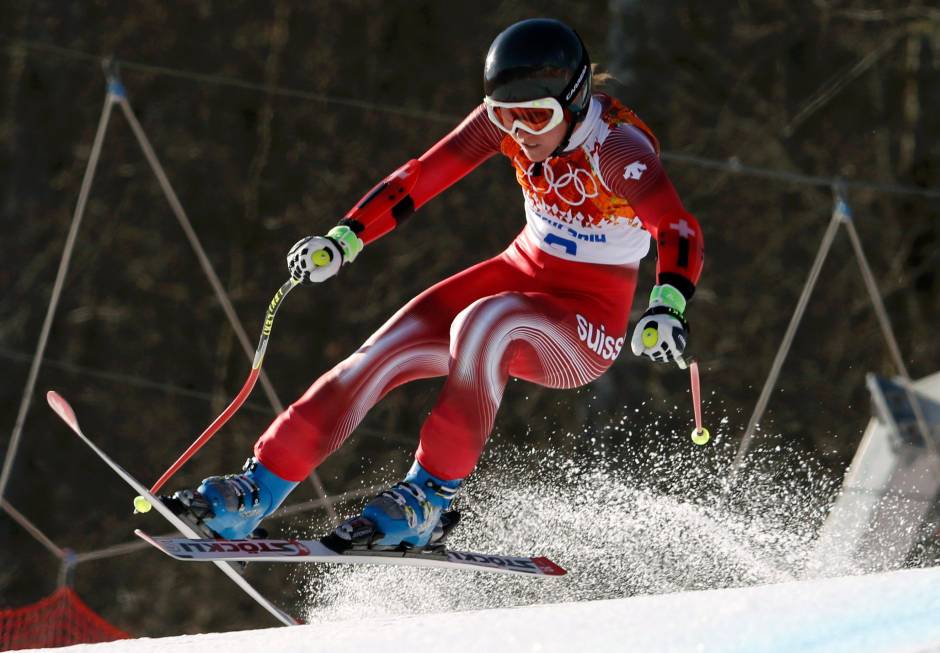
[340,105,503,244]
[598,124,704,299]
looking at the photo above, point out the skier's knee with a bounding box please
[450,293,520,347]
[448,293,525,374]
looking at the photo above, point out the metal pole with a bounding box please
[0,87,117,502]
[840,196,939,460]
[0,498,66,560]
[108,66,335,519]
[729,188,846,483]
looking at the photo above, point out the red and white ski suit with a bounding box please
[255,94,704,482]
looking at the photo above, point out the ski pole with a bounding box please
[688,360,710,445]
[675,355,709,445]
[134,277,301,511]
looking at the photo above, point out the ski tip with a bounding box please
[134,529,171,555]
[532,556,567,576]
[46,391,79,430]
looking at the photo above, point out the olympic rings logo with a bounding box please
[525,161,599,207]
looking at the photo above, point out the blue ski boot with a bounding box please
[329,461,462,552]
[164,458,298,539]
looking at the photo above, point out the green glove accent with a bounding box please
[649,284,687,315]
[326,225,364,263]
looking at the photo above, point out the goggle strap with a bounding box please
[556,36,590,108]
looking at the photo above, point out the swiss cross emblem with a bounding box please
[623,161,647,181]
[670,219,695,238]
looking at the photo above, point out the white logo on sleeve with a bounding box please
[623,161,647,181]
[670,219,695,238]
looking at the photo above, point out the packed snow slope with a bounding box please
[39,565,940,653]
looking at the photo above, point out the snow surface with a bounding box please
[32,565,940,653]
[26,399,940,652]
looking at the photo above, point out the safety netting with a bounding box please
[0,587,129,651]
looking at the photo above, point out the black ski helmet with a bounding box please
[484,18,592,119]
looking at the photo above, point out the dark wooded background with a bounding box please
[1,0,937,636]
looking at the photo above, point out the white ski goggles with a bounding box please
[483,96,566,136]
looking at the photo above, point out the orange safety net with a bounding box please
[0,587,130,651]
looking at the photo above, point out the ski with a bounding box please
[134,531,567,577]
[45,391,300,626]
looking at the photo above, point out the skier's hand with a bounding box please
[630,284,689,366]
[287,226,363,284]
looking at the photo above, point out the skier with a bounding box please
[168,18,704,551]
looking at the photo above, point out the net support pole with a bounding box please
[729,183,937,484]
[0,79,117,503]
[0,498,66,561]
[106,63,335,519]
[728,186,846,484]
[840,198,939,460]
